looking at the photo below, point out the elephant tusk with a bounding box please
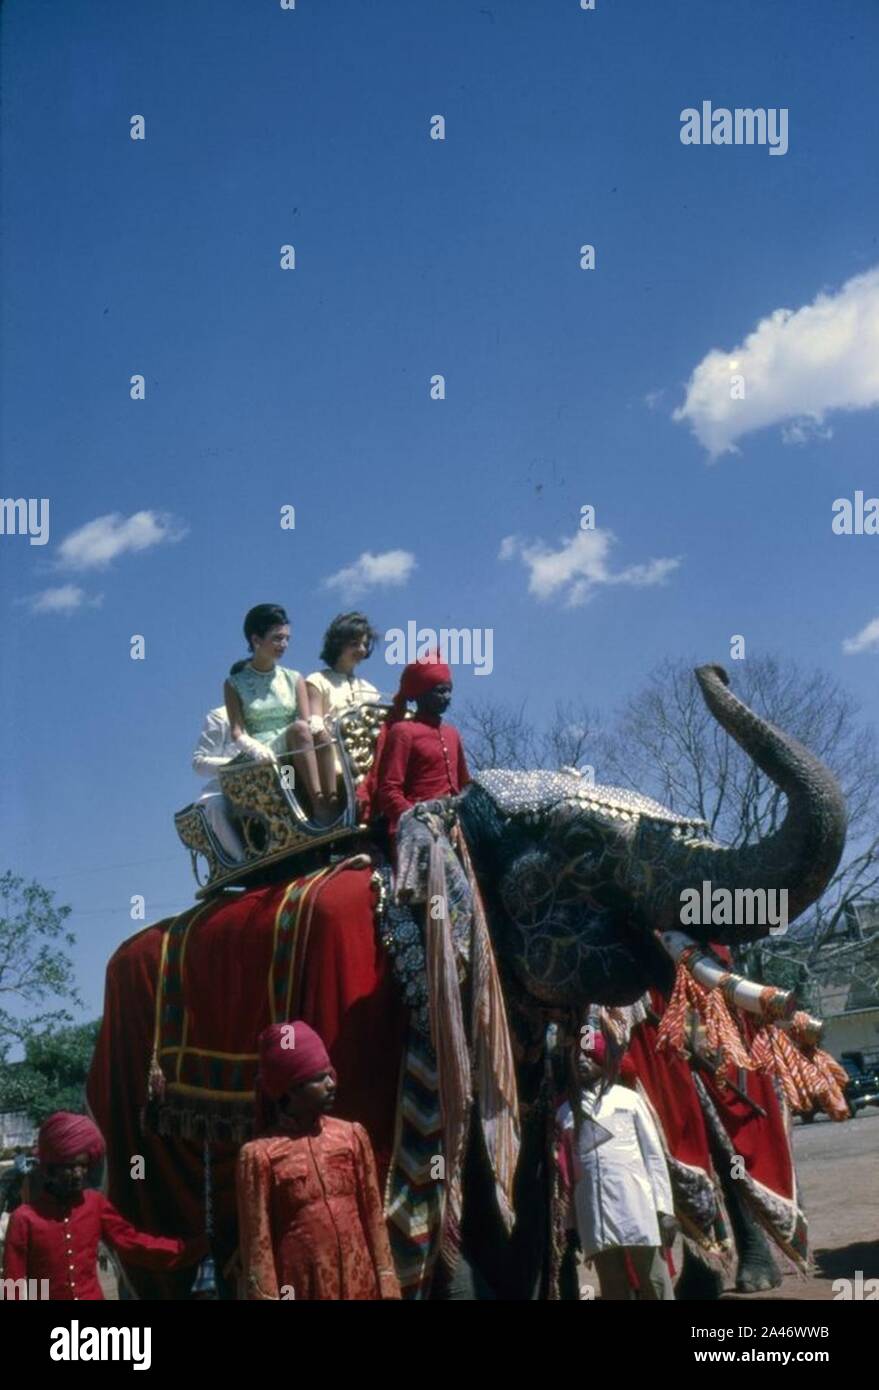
[657,929,796,1021]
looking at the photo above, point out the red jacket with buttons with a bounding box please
[373,715,470,837]
[2,1188,205,1299]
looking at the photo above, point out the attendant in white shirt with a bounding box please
[556,1032,677,1300]
[192,707,245,862]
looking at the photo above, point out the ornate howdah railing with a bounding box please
[175,702,393,896]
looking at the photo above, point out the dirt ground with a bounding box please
[724,1106,879,1302]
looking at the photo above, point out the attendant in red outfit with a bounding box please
[368,654,470,849]
[236,1022,400,1301]
[1,1112,206,1300]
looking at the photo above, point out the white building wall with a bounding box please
[822,1008,879,1061]
[0,1111,36,1150]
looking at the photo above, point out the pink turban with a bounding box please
[38,1112,105,1166]
[579,1031,608,1066]
[256,1022,334,1100]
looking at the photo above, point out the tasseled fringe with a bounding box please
[703,988,754,1071]
[143,1097,255,1146]
[656,960,753,1073]
[147,1047,166,1102]
[750,1021,849,1121]
[659,962,850,1122]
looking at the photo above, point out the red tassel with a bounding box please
[147,1049,166,1102]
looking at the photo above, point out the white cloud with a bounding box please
[780,418,834,447]
[323,549,416,597]
[22,585,104,614]
[673,266,879,457]
[499,529,680,607]
[57,510,187,571]
[843,617,879,655]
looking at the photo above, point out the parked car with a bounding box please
[839,1052,879,1117]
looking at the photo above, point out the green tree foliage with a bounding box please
[0,870,81,1060]
[0,1020,101,1125]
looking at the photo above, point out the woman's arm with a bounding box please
[224,680,246,742]
[193,711,231,775]
[305,674,328,720]
[295,677,312,721]
[225,680,276,762]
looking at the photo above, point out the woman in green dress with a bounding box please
[223,604,335,827]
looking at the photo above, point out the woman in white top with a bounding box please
[306,612,381,815]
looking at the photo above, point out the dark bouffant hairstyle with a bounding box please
[319,611,379,668]
[229,604,290,675]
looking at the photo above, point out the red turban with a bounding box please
[256,1022,334,1100]
[580,1031,608,1065]
[356,652,453,821]
[38,1112,105,1166]
[255,1022,334,1134]
[389,652,452,719]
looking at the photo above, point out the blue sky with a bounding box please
[1,0,878,1021]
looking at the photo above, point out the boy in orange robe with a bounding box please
[236,1021,400,1301]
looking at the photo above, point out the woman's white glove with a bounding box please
[307,714,327,737]
[234,733,277,764]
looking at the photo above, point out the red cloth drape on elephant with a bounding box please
[86,864,405,1299]
[623,989,716,1180]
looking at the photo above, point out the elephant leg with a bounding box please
[675,1245,724,1301]
[431,1104,549,1300]
[430,1251,497,1301]
[717,1162,782,1293]
[558,1237,582,1301]
[731,1208,782,1294]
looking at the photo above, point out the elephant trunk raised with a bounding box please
[641,664,848,941]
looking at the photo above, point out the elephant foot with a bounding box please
[676,1248,724,1300]
[735,1261,782,1294]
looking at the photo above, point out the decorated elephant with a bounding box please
[87,664,847,1298]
